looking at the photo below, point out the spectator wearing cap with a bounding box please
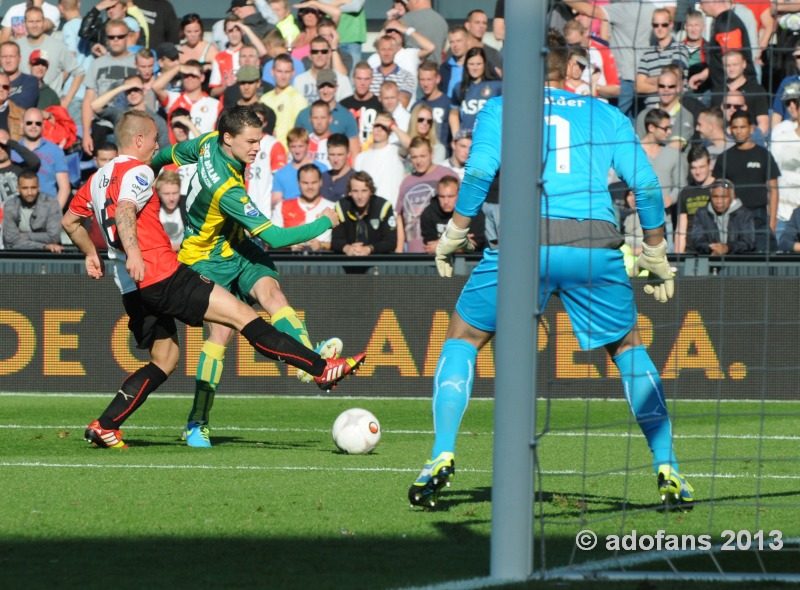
[367,19,435,105]
[770,40,800,130]
[81,19,137,156]
[294,68,359,160]
[209,16,267,99]
[564,47,591,96]
[770,82,800,241]
[222,44,273,108]
[292,36,353,104]
[441,128,471,181]
[28,51,59,109]
[17,5,85,108]
[0,0,60,43]
[152,59,222,143]
[399,0,447,66]
[228,0,273,39]
[232,64,263,107]
[155,42,180,90]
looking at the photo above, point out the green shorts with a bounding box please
[189,239,279,302]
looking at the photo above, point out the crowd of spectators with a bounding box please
[2,0,800,259]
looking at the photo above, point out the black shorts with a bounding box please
[123,290,178,350]
[124,265,215,349]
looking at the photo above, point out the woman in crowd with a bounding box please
[179,14,218,75]
[449,46,502,137]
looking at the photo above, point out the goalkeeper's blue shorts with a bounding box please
[455,246,637,350]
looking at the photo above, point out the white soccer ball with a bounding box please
[332,408,381,455]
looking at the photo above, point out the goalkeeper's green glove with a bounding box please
[632,239,674,303]
[435,219,475,278]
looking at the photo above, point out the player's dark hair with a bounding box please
[546,28,568,83]
[644,108,670,132]
[217,105,262,143]
[297,162,322,181]
[348,170,376,195]
[687,144,710,165]
[250,102,276,135]
[327,133,349,151]
[730,109,754,125]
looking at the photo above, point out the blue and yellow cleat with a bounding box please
[297,337,343,383]
[408,452,455,508]
[182,422,212,448]
[658,465,694,511]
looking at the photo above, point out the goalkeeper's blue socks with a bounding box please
[431,339,477,458]
[614,345,678,472]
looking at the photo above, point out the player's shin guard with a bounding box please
[99,362,169,429]
[431,339,477,458]
[614,345,678,472]
[271,306,313,349]
[189,341,226,425]
[240,318,326,375]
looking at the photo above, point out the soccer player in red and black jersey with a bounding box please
[62,110,365,449]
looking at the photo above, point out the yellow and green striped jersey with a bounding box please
[151,132,331,266]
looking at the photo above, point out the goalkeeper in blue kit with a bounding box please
[408,30,694,511]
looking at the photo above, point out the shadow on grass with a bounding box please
[0,528,490,590]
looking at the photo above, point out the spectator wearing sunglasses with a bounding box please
[0,71,25,140]
[15,107,69,209]
[635,65,700,147]
[635,8,689,110]
[720,89,766,148]
[292,36,352,104]
[81,19,137,156]
[717,49,769,137]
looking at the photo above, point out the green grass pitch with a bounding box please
[0,393,798,590]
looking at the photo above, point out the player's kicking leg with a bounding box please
[408,312,493,508]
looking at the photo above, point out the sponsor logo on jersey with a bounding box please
[370,219,380,230]
[135,175,148,186]
[244,202,259,217]
[388,215,397,228]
